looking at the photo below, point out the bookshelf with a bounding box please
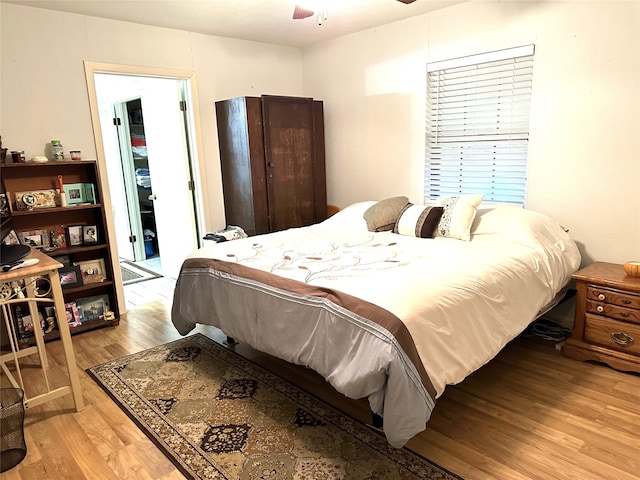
[1,160,120,346]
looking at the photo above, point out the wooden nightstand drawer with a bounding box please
[586,285,640,310]
[584,314,640,356]
[585,300,640,324]
[563,262,640,373]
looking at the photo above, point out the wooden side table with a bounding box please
[0,249,83,411]
[562,261,640,373]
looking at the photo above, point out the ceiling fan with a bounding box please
[293,0,417,21]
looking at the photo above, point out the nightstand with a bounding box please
[563,261,640,373]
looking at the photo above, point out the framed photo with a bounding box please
[82,225,98,245]
[0,193,7,214]
[2,229,21,245]
[50,226,68,249]
[52,254,71,266]
[74,258,106,284]
[64,301,82,327]
[59,265,83,289]
[67,225,83,246]
[64,183,96,205]
[75,294,110,323]
[18,229,50,249]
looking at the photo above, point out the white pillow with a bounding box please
[434,194,484,241]
[393,204,444,238]
[318,201,375,231]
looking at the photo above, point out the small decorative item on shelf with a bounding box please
[11,151,26,163]
[57,175,67,207]
[30,155,48,163]
[51,140,64,161]
[623,261,640,277]
[69,150,81,161]
[14,190,57,210]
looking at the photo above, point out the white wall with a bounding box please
[2,1,638,267]
[0,3,304,231]
[302,0,640,265]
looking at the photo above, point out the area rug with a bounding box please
[87,333,462,480]
[120,260,162,285]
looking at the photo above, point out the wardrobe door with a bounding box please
[216,97,269,236]
[261,95,326,232]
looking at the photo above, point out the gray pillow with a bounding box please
[363,196,409,232]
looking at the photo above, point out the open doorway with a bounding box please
[85,63,207,296]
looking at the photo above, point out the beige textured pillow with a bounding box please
[434,194,484,241]
[363,196,409,232]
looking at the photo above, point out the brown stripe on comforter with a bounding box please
[172,256,437,447]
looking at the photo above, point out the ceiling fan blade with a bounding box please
[293,5,315,19]
[396,0,417,3]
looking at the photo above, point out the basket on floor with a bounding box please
[0,388,26,472]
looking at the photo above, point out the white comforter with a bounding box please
[172,202,581,447]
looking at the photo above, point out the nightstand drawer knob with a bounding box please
[596,305,604,313]
[598,293,606,301]
[610,332,634,346]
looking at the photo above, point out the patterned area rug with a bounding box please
[87,333,462,480]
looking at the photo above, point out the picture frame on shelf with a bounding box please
[50,226,68,249]
[52,254,71,266]
[18,229,50,249]
[2,229,21,245]
[0,193,8,214]
[82,225,98,245]
[67,225,83,247]
[59,265,83,289]
[64,301,82,327]
[65,183,96,206]
[75,294,110,323]
[74,258,106,284]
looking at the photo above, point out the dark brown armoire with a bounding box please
[215,95,327,236]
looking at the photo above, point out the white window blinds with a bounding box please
[425,45,534,205]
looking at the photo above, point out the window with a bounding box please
[425,45,534,205]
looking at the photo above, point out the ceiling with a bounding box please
[1,0,466,47]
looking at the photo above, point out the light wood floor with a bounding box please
[1,294,639,480]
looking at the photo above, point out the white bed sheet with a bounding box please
[173,202,581,446]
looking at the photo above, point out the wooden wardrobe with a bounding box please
[215,95,327,236]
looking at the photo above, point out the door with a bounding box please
[93,73,200,279]
[262,96,326,231]
[139,79,198,278]
[113,98,149,263]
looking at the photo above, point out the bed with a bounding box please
[171,198,581,448]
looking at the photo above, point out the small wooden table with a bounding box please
[563,261,640,373]
[0,249,83,411]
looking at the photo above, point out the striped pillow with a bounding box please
[393,204,444,238]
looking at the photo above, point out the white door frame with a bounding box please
[84,61,210,316]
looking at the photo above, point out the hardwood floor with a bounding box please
[1,294,639,479]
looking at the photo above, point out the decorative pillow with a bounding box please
[435,194,484,241]
[393,204,444,238]
[363,196,409,232]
